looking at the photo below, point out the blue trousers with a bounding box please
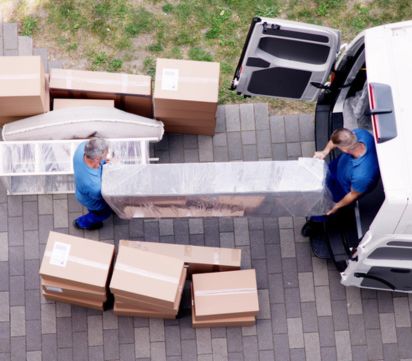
[75,203,112,229]
[311,157,346,223]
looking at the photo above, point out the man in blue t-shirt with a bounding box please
[302,128,380,236]
[73,138,112,230]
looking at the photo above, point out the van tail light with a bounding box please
[367,83,397,144]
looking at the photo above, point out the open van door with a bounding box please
[232,17,340,101]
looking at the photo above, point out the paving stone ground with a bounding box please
[1,21,412,361]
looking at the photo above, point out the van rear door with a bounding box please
[232,17,340,101]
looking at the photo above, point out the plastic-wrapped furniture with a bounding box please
[2,106,164,141]
[102,158,333,219]
[0,138,153,195]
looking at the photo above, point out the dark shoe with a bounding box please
[310,236,331,259]
[301,220,323,237]
[73,219,103,231]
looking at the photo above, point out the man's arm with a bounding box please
[326,189,362,215]
[314,140,336,160]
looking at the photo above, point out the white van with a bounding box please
[232,18,412,292]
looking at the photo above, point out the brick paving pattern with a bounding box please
[1,21,412,361]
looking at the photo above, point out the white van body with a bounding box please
[232,18,412,292]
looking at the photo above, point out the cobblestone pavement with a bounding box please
[1,21,412,361]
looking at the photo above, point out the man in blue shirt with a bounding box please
[73,138,112,230]
[302,128,380,236]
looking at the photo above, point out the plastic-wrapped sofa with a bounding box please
[102,158,333,219]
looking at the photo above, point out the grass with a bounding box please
[7,0,412,111]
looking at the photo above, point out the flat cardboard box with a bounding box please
[113,302,176,319]
[49,68,153,117]
[42,291,104,311]
[114,295,177,314]
[110,245,185,309]
[153,58,219,112]
[193,269,259,320]
[53,98,114,109]
[39,231,115,293]
[0,56,49,116]
[119,240,241,275]
[191,303,255,328]
[41,278,107,302]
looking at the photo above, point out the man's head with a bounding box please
[84,138,108,167]
[331,128,360,154]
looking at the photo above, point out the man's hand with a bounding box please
[326,205,339,216]
[314,150,327,160]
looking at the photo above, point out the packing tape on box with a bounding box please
[0,74,40,80]
[52,71,149,90]
[116,262,180,284]
[45,251,109,270]
[195,288,256,297]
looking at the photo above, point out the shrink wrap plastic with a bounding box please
[102,158,334,219]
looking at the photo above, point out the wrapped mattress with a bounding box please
[2,106,164,141]
[102,158,333,219]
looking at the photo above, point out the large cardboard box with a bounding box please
[153,58,220,135]
[53,98,114,110]
[192,269,259,320]
[49,68,153,117]
[39,231,115,293]
[110,245,185,309]
[113,267,187,314]
[0,56,49,117]
[119,240,241,275]
[42,291,104,311]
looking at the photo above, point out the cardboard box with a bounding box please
[119,240,241,275]
[192,269,259,320]
[110,245,185,309]
[154,107,216,120]
[153,58,219,111]
[0,116,25,127]
[113,302,176,319]
[0,56,49,116]
[114,267,187,314]
[191,303,255,328]
[164,122,216,136]
[114,295,178,314]
[39,231,115,292]
[42,291,104,311]
[153,58,219,135]
[41,278,107,302]
[49,68,153,117]
[53,98,114,110]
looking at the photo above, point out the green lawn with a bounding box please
[7,0,412,112]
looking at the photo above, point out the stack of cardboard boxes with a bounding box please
[191,269,259,327]
[0,55,221,136]
[0,56,49,125]
[39,232,115,311]
[110,244,187,319]
[153,58,220,135]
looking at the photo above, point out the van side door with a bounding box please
[232,17,340,101]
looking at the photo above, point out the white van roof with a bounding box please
[364,21,412,199]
